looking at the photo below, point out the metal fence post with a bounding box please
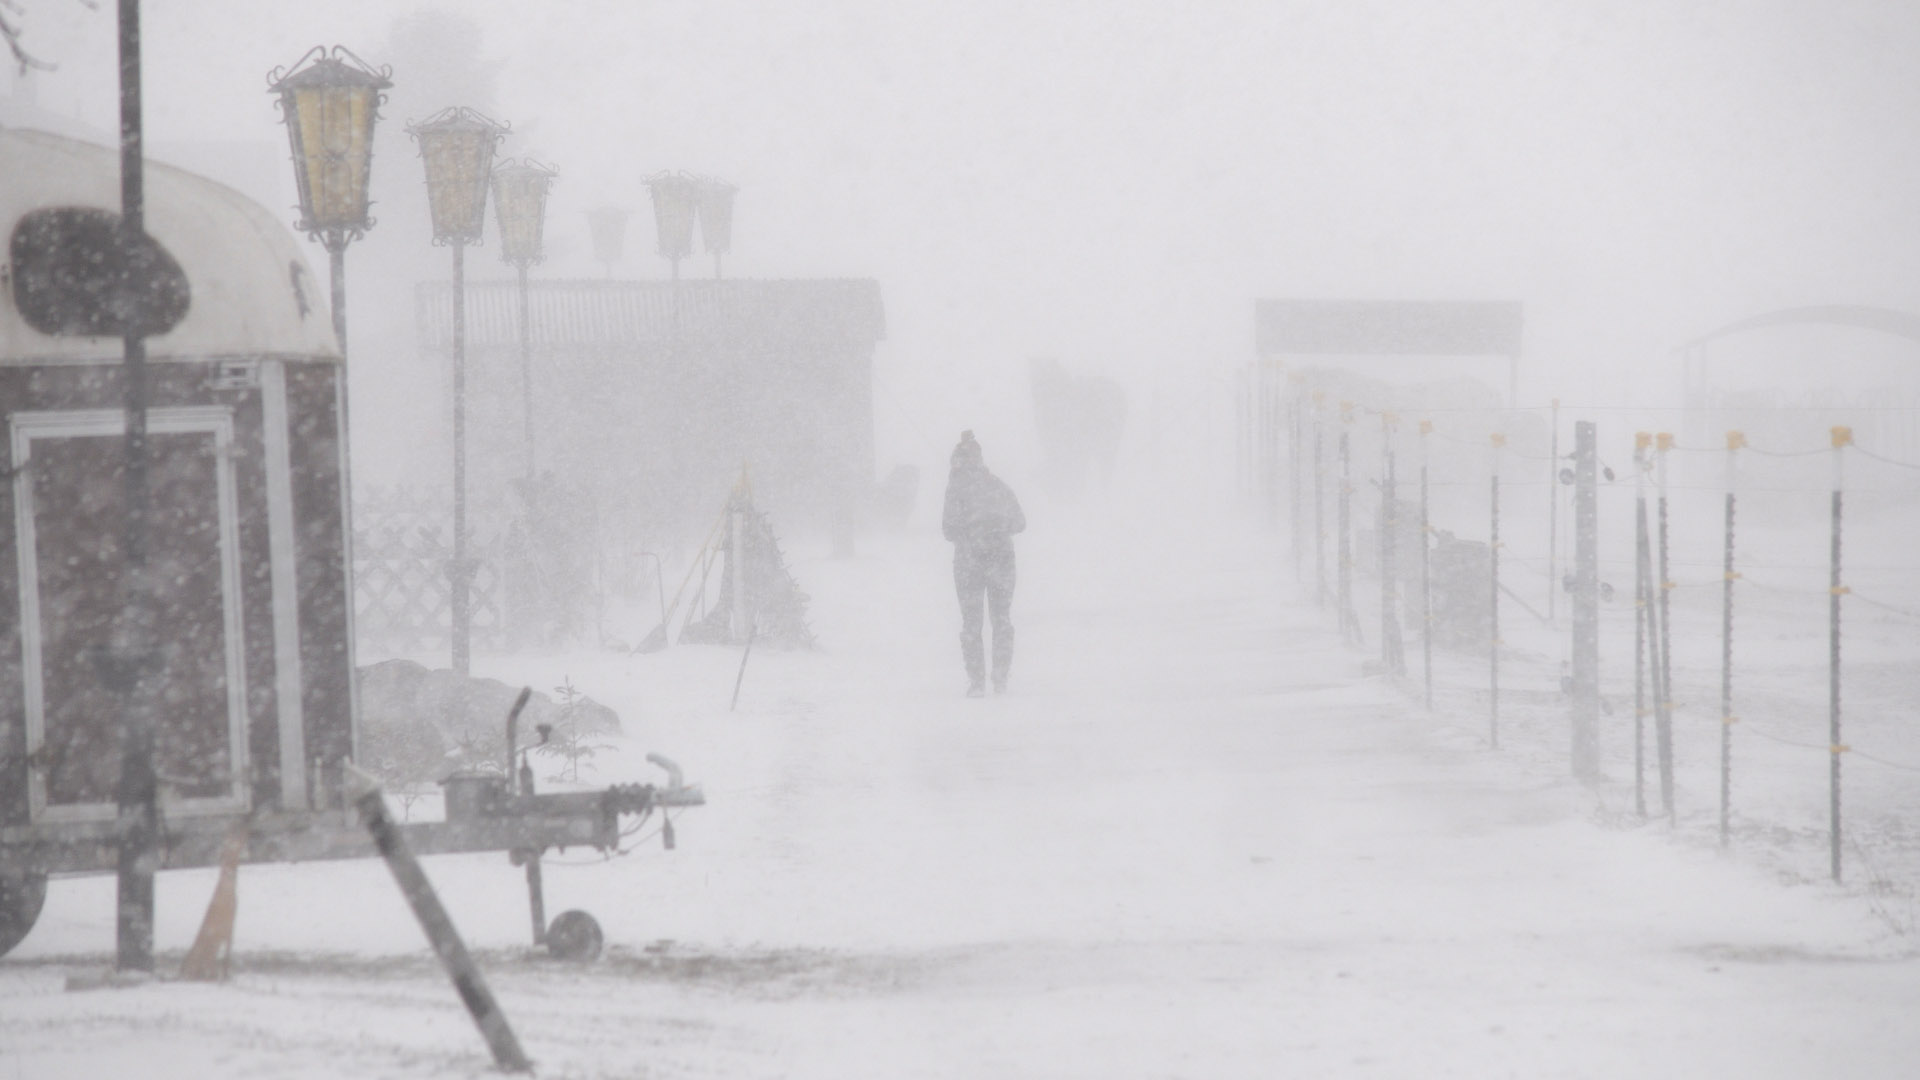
[1548,397,1560,624]
[1632,434,1650,818]
[1830,425,1850,882]
[1655,432,1675,823]
[1338,402,1359,643]
[1570,420,1599,781]
[1289,376,1303,581]
[1380,413,1405,674]
[1314,392,1327,608]
[1489,432,1503,749]
[1263,365,1280,524]
[1420,420,1434,710]
[1720,431,1743,847]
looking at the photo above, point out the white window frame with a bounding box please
[11,406,250,822]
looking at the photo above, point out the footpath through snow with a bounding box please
[2,499,1916,1078]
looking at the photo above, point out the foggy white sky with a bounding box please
[7,1,1920,476]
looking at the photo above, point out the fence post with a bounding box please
[1263,365,1280,524]
[1570,420,1599,781]
[1548,397,1560,625]
[1314,392,1327,608]
[1380,413,1405,674]
[1420,420,1434,710]
[1338,402,1359,643]
[1720,431,1743,847]
[1489,432,1504,749]
[1242,368,1257,500]
[1289,375,1304,582]
[1655,432,1675,823]
[1632,433,1649,819]
[1829,425,1850,882]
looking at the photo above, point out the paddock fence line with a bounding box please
[1239,364,1920,889]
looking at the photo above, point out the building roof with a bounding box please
[0,126,339,365]
[416,278,886,354]
[1680,305,1920,350]
[1256,299,1524,357]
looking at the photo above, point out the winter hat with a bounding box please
[951,430,983,468]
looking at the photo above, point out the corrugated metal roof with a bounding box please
[1255,299,1523,357]
[416,278,885,354]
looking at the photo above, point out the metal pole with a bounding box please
[1655,433,1675,822]
[1720,432,1742,847]
[1314,397,1327,607]
[1829,426,1849,882]
[1338,407,1356,643]
[1261,368,1275,523]
[517,262,534,480]
[1380,413,1403,675]
[1289,383,1303,581]
[1570,421,1599,781]
[1632,435,1649,818]
[323,235,349,356]
[450,240,471,674]
[112,0,160,976]
[1548,398,1560,624]
[1489,434,1502,749]
[350,771,532,1071]
[1420,420,1433,710]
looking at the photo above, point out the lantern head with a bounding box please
[491,159,557,267]
[268,46,392,243]
[407,106,509,245]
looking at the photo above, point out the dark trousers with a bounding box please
[954,544,1016,688]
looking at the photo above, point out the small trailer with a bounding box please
[0,127,699,961]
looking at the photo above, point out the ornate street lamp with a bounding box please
[643,171,698,280]
[644,172,735,280]
[408,106,508,676]
[267,45,391,354]
[491,158,556,480]
[694,176,736,279]
[585,205,626,279]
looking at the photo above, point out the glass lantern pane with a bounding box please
[422,130,495,241]
[293,84,377,230]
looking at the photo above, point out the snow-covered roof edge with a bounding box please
[0,125,340,365]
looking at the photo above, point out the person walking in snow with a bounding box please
[942,431,1026,696]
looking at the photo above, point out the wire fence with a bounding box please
[1241,364,1920,890]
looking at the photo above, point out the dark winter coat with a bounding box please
[942,464,1026,555]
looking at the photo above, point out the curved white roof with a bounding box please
[0,126,339,364]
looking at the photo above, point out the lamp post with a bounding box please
[644,172,735,279]
[585,205,626,279]
[643,171,698,280]
[490,158,556,481]
[408,106,508,675]
[694,176,736,280]
[267,46,391,355]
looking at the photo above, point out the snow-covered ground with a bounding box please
[3,488,1917,1078]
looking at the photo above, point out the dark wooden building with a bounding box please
[0,127,356,831]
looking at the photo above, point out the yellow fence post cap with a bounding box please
[1656,433,1674,451]
[1727,431,1746,450]
[1490,433,1506,448]
[1832,426,1853,448]
[1635,432,1652,450]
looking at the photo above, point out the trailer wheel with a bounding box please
[546,910,602,963]
[0,871,48,959]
